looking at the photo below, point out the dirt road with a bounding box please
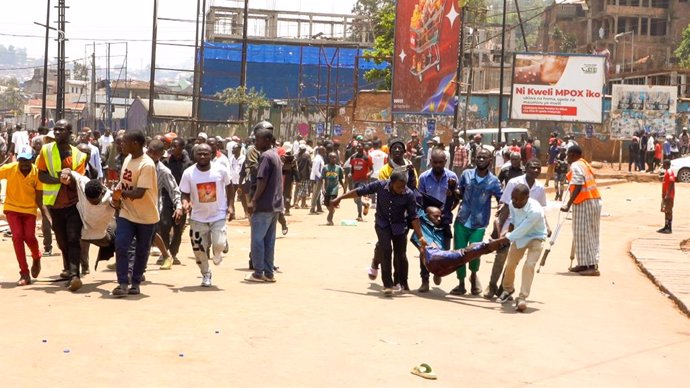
[0,182,688,387]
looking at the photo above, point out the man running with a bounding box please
[344,142,372,221]
[180,143,232,287]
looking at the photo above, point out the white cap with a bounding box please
[198,132,208,140]
[46,131,55,139]
[432,136,441,143]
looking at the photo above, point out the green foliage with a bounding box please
[0,86,26,114]
[216,86,270,111]
[73,61,89,81]
[552,27,577,52]
[363,1,395,90]
[675,23,690,68]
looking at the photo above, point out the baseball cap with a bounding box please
[45,131,55,139]
[16,145,34,160]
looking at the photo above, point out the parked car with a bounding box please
[668,156,690,182]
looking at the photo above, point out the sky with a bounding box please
[0,0,356,79]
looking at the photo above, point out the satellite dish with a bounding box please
[599,27,605,39]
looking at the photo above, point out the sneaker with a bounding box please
[579,265,600,276]
[112,284,128,297]
[212,255,223,266]
[418,281,430,293]
[160,257,173,270]
[128,285,141,295]
[201,272,212,287]
[282,225,289,235]
[497,290,514,304]
[42,250,53,257]
[516,298,527,312]
[367,267,378,280]
[150,247,161,257]
[172,257,182,265]
[568,265,586,273]
[657,227,671,234]
[244,273,264,283]
[432,275,442,286]
[383,288,393,297]
[450,282,467,296]
[394,284,405,295]
[155,257,165,265]
[470,272,482,295]
[356,217,364,222]
[68,276,83,292]
[483,284,498,300]
[262,274,277,283]
[31,259,41,278]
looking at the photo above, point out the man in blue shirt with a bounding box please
[333,170,426,296]
[416,149,458,292]
[452,148,502,296]
[495,184,547,312]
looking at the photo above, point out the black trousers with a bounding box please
[375,226,409,289]
[50,205,83,278]
[158,207,186,258]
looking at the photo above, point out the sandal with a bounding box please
[411,363,437,380]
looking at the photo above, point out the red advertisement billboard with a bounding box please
[392,0,461,115]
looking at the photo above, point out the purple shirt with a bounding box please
[356,180,419,236]
[255,148,285,213]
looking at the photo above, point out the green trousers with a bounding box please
[453,222,486,280]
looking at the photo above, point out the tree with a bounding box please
[217,86,271,111]
[675,23,690,68]
[552,27,577,53]
[0,87,26,115]
[363,1,395,90]
[73,61,88,81]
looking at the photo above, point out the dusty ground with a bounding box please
[0,181,689,387]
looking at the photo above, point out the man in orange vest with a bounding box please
[560,145,601,276]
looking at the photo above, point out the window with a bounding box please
[651,0,669,7]
[641,18,648,35]
[650,19,667,36]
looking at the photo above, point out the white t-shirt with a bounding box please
[369,149,388,177]
[228,154,245,185]
[310,154,324,180]
[500,174,547,207]
[11,130,29,152]
[73,173,116,240]
[99,135,114,155]
[179,163,231,223]
[214,152,231,173]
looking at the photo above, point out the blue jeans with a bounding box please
[115,217,156,286]
[250,212,279,277]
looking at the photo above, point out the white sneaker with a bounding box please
[212,255,223,266]
[516,298,527,312]
[201,272,212,287]
[150,247,161,257]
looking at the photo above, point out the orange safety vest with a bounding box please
[567,159,601,204]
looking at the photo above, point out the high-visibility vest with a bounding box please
[567,158,601,204]
[41,143,87,206]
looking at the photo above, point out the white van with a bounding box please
[459,128,529,152]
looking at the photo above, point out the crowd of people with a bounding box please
[0,121,604,311]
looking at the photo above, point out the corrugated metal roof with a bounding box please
[139,98,193,117]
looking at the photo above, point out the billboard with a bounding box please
[392,0,461,115]
[510,53,606,123]
[609,85,678,140]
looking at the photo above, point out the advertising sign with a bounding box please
[426,118,436,135]
[333,124,343,137]
[316,122,324,136]
[609,85,677,140]
[392,0,461,115]
[509,53,606,123]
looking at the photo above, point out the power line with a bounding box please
[0,32,194,42]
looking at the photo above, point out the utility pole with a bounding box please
[462,30,476,138]
[41,0,51,126]
[90,48,96,129]
[106,42,112,130]
[238,0,249,123]
[453,6,465,132]
[55,0,67,120]
[497,0,508,143]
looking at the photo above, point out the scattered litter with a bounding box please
[215,330,220,334]
[42,339,47,343]
[379,339,398,345]
[179,353,184,358]
[63,349,70,353]
[340,220,358,226]
[411,363,437,380]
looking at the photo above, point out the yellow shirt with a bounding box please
[119,154,159,225]
[0,163,42,216]
[378,162,419,186]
